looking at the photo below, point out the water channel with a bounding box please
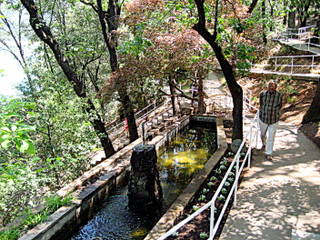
[71,124,217,240]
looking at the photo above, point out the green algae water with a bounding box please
[71,126,217,240]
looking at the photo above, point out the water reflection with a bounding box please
[71,126,216,240]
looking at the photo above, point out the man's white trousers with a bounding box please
[259,119,278,155]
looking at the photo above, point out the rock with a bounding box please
[128,144,163,213]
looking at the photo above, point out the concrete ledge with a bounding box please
[144,118,227,240]
[19,206,77,240]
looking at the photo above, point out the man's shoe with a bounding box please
[260,145,265,151]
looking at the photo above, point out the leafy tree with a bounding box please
[0,97,44,225]
[79,0,139,142]
[20,0,115,157]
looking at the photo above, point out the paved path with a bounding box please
[220,122,320,240]
[277,39,320,55]
[204,71,233,112]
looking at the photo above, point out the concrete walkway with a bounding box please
[277,39,320,55]
[204,71,233,112]
[220,122,320,240]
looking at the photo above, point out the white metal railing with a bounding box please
[275,25,316,41]
[253,54,320,75]
[106,100,167,135]
[273,25,320,53]
[158,100,259,240]
[298,36,320,51]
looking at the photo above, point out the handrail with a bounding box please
[287,25,316,32]
[106,99,166,134]
[158,97,259,240]
[268,54,320,59]
[252,54,320,76]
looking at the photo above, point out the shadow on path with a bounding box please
[220,122,320,240]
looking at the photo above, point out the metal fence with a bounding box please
[273,25,320,51]
[253,54,320,75]
[105,99,165,135]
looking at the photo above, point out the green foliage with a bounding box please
[218,195,226,202]
[0,228,20,240]
[45,195,73,212]
[287,96,297,104]
[219,165,227,171]
[235,43,256,76]
[198,194,206,201]
[23,195,73,228]
[118,26,153,56]
[207,181,214,187]
[227,177,235,183]
[0,195,73,240]
[192,205,200,212]
[224,181,231,187]
[221,188,228,195]
[23,210,49,229]
[202,188,209,194]
[0,98,36,156]
[210,176,217,181]
[0,160,46,226]
[199,232,209,239]
[0,94,92,226]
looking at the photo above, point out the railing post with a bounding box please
[291,57,294,74]
[308,37,311,51]
[234,154,239,206]
[312,56,314,71]
[142,121,146,144]
[248,127,252,168]
[209,200,215,239]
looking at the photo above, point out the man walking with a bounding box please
[259,80,283,160]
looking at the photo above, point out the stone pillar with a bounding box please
[128,144,163,213]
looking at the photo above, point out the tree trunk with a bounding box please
[248,0,259,13]
[302,80,320,124]
[262,0,267,44]
[197,76,206,114]
[96,0,139,143]
[168,75,176,115]
[311,18,320,44]
[288,11,296,28]
[20,0,115,157]
[193,0,243,140]
[211,43,243,140]
[299,0,311,27]
[269,1,274,31]
[283,0,287,25]
[119,89,139,142]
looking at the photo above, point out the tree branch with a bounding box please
[80,0,98,13]
[212,0,219,40]
[192,0,215,42]
[248,0,259,13]
[20,0,85,97]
